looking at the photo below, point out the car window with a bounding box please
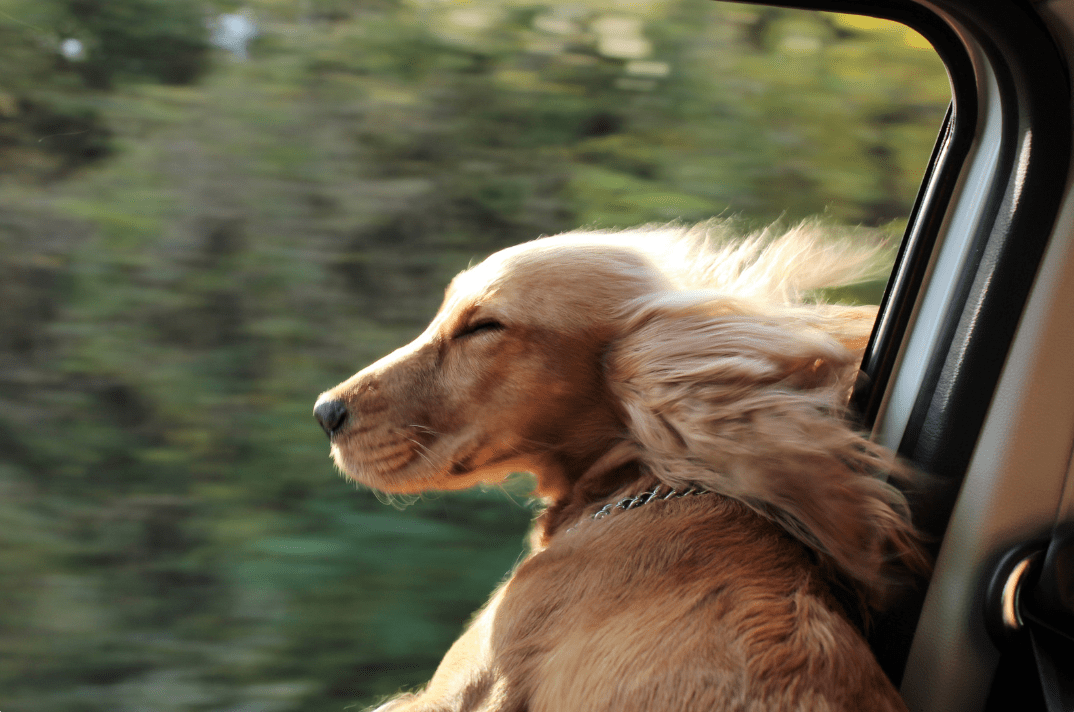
[0,1,949,709]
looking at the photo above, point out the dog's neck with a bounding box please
[533,441,647,546]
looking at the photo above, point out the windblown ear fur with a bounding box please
[603,226,928,610]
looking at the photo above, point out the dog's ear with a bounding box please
[605,295,928,610]
[810,303,879,353]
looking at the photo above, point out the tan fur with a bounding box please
[315,221,928,712]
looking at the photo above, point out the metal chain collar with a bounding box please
[563,484,706,535]
[591,483,705,520]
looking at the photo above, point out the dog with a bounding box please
[314,222,929,711]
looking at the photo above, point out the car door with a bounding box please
[778,0,1074,709]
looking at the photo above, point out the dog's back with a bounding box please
[377,492,906,712]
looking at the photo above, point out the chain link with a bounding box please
[570,484,705,532]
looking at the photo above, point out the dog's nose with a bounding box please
[314,398,348,437]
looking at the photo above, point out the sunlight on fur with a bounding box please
[314,220,928,712]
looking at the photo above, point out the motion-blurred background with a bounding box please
[0,1,948,709]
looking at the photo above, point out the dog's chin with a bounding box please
[330,443,425,493]
[329,440,503,494]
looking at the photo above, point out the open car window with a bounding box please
[8,0,1034,709]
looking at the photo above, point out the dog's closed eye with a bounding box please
[453,319,505,340]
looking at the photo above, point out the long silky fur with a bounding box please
[598,221,928,609]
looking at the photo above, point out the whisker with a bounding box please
[373,489,420,509]
[511,436,557,451]
[403,436,436,468]
[405,424,443,436]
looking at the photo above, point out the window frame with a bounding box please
[727,0,1072,695]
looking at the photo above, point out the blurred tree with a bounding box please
[57,0,210,88]
[0,0,111,178]
[0,0,212,181]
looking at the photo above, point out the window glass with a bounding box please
[0,1,949,709]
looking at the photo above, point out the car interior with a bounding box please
[794,0,1074,709]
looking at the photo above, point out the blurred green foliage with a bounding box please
[57,0,211,88]
[0,0,948,709]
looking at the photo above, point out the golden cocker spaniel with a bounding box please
[314,222,928,712]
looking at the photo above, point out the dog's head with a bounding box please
[314,236,669,496]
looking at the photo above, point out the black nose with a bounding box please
[314,398,348,437]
